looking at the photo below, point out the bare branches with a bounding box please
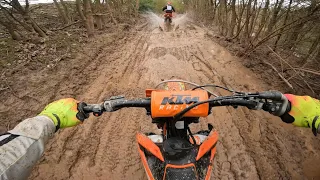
[290,68,320,76]
[267,45,316,95]
[263,61,294,89]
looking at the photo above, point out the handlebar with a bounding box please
[82,96,151,116]
[81,91,289,118]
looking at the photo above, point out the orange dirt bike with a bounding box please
[164,13,173,24]
[81,80,289,180]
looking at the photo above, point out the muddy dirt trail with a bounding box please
[25,14,320,180]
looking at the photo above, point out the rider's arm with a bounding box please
[0,116,55,180]
[0,98,88,180]
[172,6,175,12]
[281,94,320,135]
[162,6,166,11]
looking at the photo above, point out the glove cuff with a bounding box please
[52,114,61,132]
[312,116,319,136]
[39,112,61,132]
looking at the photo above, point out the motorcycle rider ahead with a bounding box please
[162,2,175,23]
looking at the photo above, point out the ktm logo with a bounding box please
[161,95,199,105]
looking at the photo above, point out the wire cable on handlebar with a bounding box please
[173,95,260,120]
[155,79,219,97]
[191,85,245,95]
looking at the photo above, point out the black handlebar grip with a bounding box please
[259,91,289,116]
[77,102,90,121]
[82,104,105,115]
[82,105,93,113]
[259,91,283,100]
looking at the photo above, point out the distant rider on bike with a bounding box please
[0,94,319,179]
[162,2,175,22]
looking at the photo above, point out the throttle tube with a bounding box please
[209,99,258,109]
[259,91,289,116]
[259,91,283,100]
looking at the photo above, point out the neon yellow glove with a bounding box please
[281,94,320,135]
[39,98,89,130]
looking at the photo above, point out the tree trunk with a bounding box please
[236,0,246,38]
[11,0,46,37]
[53,0,69,24]
[0,6,34,32]
[83,0,94,37]
[286,23,303,49]
[16,17,34,32]
[248,0,258,38]
[304,31,320,61]
[266,0,284,34]
[8,27,23,40]
[253,0,269,41]
[106,3,117,24]
[11,0,25,14]
[273,0,293,50]
[212,0,218,21]
[76,0,91,34]
[219,0,227,35]
[60,0,71,21]
[244,0,252,39]
[285,1,318,49]
[24,15,47,37]
[93,0,104,29]
[0,18,23,40]
[76,0,86,22]
[228,0,237,37]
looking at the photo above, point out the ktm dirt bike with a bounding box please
[164,13,173,24]
[81,80,289,180]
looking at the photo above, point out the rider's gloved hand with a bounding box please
[281,94,320,135]
[39,98,89,131]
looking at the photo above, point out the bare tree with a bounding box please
[9,0,47,37]
[253,0,270,42]
[76,0,94,37]
[0,12,23,40]
[83,0,94,37]
[266,0,284,34]
[273,0,293,50]
[228,0,237,37]
[53,0,70,24]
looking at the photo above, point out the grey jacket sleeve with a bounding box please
[0,116,55,180]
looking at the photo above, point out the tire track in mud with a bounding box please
[66,30,154,179]
[30,16,320,180]
[131,22,260,179]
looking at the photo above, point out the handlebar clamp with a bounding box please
[103,95,126,112]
